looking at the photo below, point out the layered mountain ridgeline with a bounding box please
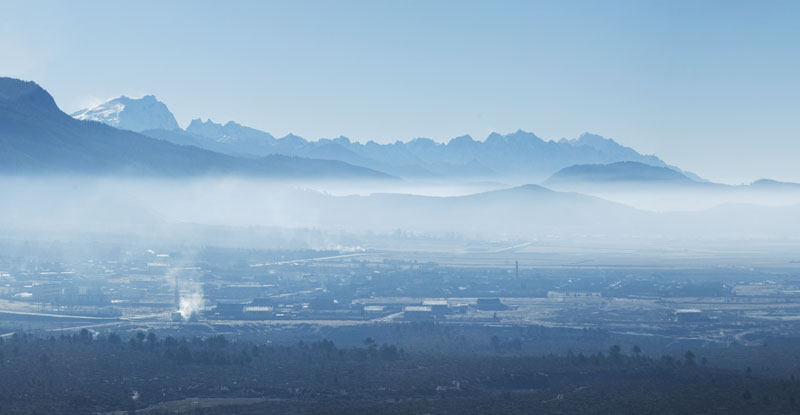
[546,162,800,192]
[0,78,390,179]
[541,161,723,210]
[255,184,800,238]
[3,174,800,241]
[318,184,647,235]
[160,124,691,181]
[541,161,800,211]
[74,95,695,181]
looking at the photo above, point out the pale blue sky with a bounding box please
[1,0,799,183]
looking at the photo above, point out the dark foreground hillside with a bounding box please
[0,331,797,415]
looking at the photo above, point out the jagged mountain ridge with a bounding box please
[146,119,693,181]
[0,78,391,179]
[73,96,694,181]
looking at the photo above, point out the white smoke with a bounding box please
[160,251,205,321]
[179,289,204,320]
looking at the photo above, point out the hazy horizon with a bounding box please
[2,0,799,183]
[4,3,800,413]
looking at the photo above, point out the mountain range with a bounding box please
[0,78,390,178]
[73,94,700,182]
[2,78,800,242]
[6,175,799,242]
[4,78,798,196]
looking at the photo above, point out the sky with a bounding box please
[1,0,799,184]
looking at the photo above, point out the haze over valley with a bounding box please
[2,2,800,413]
[3,78,799,248]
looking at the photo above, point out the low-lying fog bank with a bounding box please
[1,176,799,252]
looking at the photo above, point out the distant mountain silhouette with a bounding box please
[141,123,698,181]
[183,118,277,155]
[76,96,693,181]
[72,95,180,132]
[0,78,391,178]
[269,183,649,235]
[544,162,800,194]
[749,179,800,190]
[540,161,800,212]
[545,161,694,184]
[251,184,800,238]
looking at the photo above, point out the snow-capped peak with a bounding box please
[71,95,180,132]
